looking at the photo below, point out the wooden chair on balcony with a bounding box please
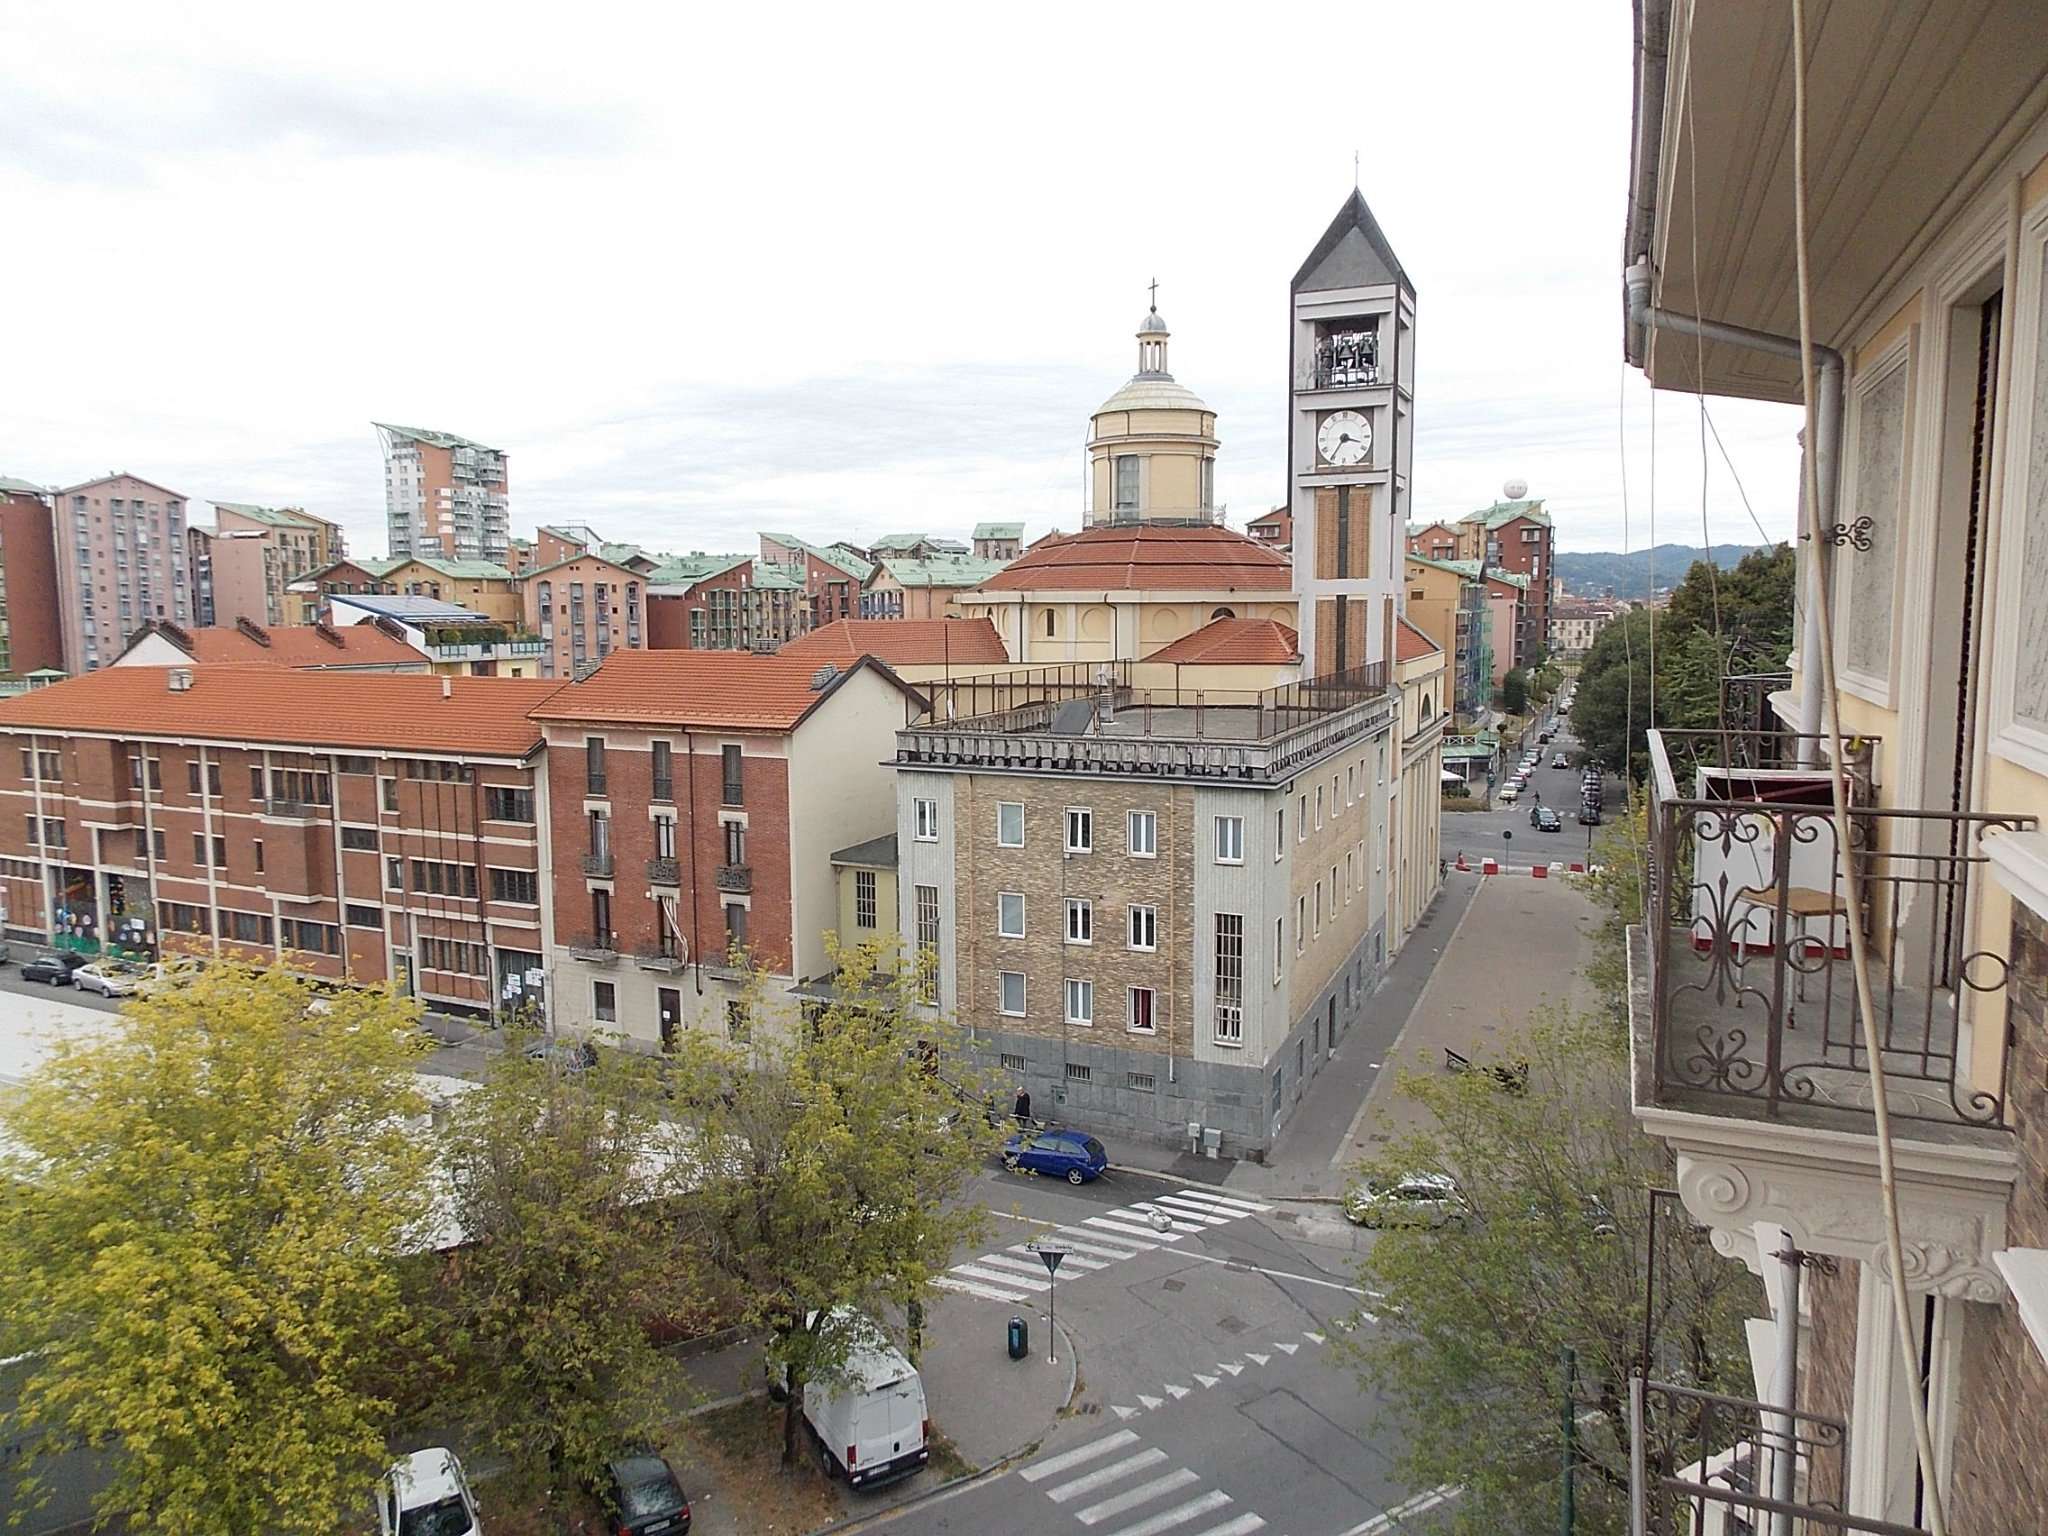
[1735,883,1848,1012]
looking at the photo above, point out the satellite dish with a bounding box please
[1503,477,1529,501]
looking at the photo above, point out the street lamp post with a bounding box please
[1029,1239,1068,1364]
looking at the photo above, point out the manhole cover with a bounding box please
[1162,1278,1187,1293]
[1217,1315,1247,1336]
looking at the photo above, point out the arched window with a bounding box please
[1210,606,1236,621]
[1421,692,1434,720]
[1044,610,1057,638]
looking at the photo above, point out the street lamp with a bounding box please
[1028,1238,1068,1364]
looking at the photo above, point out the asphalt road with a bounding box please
[1440,712,1620,872]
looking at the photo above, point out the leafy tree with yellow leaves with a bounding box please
[0,964,437,1535]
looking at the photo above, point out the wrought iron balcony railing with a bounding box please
[1639,728,2033,1134]
[581,851,614,878]
[646,856,680,885]
[714,863,752,893]
[1629,1378,1929,1534]
[566,932,618,964]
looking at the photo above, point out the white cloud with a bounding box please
[0,0,1803,560]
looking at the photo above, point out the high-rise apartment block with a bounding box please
[0,478,62,678]
[50,474,193,673]
[203,503,344,627]
[376,423,510,564]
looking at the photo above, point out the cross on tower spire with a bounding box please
[1148,276,1159,311]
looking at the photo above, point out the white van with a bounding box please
[802,1313,929,1490]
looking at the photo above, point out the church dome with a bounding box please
[1137,307,1171,337]
[1094,372,1212,415]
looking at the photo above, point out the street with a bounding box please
[1440,713,1618,872]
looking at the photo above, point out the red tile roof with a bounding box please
[178,621,424,669]
[779,618,1009,667]
[0,667,563,756]
[976,524,1293,593]
[529,649,916,732]
[1395,617,1443,661]
[1147,617,1301,665]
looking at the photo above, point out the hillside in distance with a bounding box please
[1556,543,1765,599]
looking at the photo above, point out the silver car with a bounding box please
[1345,1172,1470,1228]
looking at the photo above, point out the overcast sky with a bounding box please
[1,2,1801,560]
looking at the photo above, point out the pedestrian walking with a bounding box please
[1014,1086,1032,1126]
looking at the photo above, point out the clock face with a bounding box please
[1317,410,1372,467]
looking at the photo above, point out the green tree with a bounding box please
[670,939,1000,1464]
[1500,667,1529,716]
[438,1031,699,1492]
[0,965,436,1535]
[1342,1018,1758,1536]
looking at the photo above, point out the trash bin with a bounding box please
[1008,1314,1029,1361]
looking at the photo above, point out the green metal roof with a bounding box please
[354,557,406,577]
[1405,553,1469,578]
[374,422,501,453]
[762,533,873,581]
[0,476,51,496]
[1458,498,1551,530]
[213,501,322,528]
[873,554,1009,589]
[394,556,515,580]
[972,522,1024,541]
[646,553,752,586]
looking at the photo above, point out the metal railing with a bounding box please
[566,932,618,962]
[714,863,752,893]
[1641,728,2031,1132]
[650,777,675,803]
[581,851,614,878]
[1629,1378,1928,1535]
[633,947,685,972]
[264,797,326,819]
[646,856,680,885]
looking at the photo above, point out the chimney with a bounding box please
[441,676,452,699]
[167,668,193,693]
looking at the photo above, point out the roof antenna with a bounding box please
[1353,149,1360,190]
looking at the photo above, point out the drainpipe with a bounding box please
[1624,260,1841,762]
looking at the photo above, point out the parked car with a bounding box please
[1345,1172,1470,1228]
[803,1310,929,1490]
[75,960,144,997]
[1579,804,1603,825]
[1551,753,1570,768]
[1499,783,1521,804]
[1534,807,1562,832]
[378,1446,481,1536]
[20,952,88,986]
[595,1449,691,1535]
[523,1037,599,1074]
[1003,1127,1109,1184]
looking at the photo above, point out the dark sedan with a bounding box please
[596,1451,691,1535]
[1533,807,1562,832]
[21,952,88,986]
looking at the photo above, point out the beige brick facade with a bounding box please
[947,774,1196,1056]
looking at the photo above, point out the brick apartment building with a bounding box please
[0,666,561,1018]
[49,474,194,673]
[644,554,802,652]
[520,552,646,679]
[758,534,870,633]
[531,650,916,1048]
[0,477,62,677]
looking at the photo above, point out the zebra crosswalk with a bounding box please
[929,1188,1271,1305]
[1020,1428,1272,1536]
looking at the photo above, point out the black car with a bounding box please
[1579,803,1602,825]
[1534,807,1562,832]
[596,1451,691,1535]
[21,952,88,986]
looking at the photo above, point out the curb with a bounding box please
[804,1317,1078,1536]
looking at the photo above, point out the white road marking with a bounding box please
[1195,1373,1218,1388]
[1162,1249,1367,1294]
[953,1263,1049,1292]
[1137,1392,1164,1410]
[1246,1352,1270,1366]
[1020,1429,1140,1483]
[1049,1231,1151,1260]
[1076,1468,1203,1525]
[1173,1189,1274,1214]
[1116,1207,1207,1234]
[1187,1515,1265,1536]
[1101,1489,1233,1536]
[1335,1484,1459,1535]
[1008,1244,1108,1271]
[1112,1404,1142,1421]
[1047,1448,1169,1504]
[930,1274,1027,1303]
[1305,1331,1327,1344]
[1150,1196,1236,1223]
[1086,1216,1184,1243]
[975,1253,1070,1280]
[1164,1382,1190,1399]
[1217,1361,1242,1376]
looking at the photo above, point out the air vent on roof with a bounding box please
[167,668,193,692]
[810,664,840,691]
[235,616,271,647]
[312,620,344,648]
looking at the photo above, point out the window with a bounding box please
[1127,809,1156,857]
[409,859,479,898]
[1296,895,1307,954]
[1066,899,1093,944]
[1044,609,1057,638]
[346,903,382,929]
[1065,978,1094,1026]
[491,867,539,904]
[1129,1069,1158,1092]
[1128,904,1156,951]
[1215,913,1244,1044]
[914,798,939,841]
[585,736,607,794]
[720,819,743,866]
[587,809,611,860]
[381,778,399,813]
[151,828,166,862]
[999,970,1027,1016]
[250,764,267,800]
[593,981,618,1024]
[386,856,403,890]
[252,840,264,874]
[1315,784,1324,829]
[998,891,1026,937]
[1066,1062,1092,1083]
[225,909,272,946]
[726,999,750,1040]
[1345,851,1355,901]
[161,902,211,936]
[854,869,877,928]
[419,937,486,975]
[1065,807,1092,853]
[336,755,373,775]
[593,888,614,941]
[1273,917,1285,983]
[485,786,534,822]
[1128,985,1156,1034]
[1215,815,1244,864]
[191,833,224,867]
[915,884,940,1003]
[1113,454,1139,510]
[188,759,222,798]
[721,744,744,805]
[1274,806,1285,858]
[651,740,673,800]
[341,825,378,851]
[997,801,1024,847]
[281,919,339,956]
[1347,765,1357,806]
[1000,1051,1027,1071]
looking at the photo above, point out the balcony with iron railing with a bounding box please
[714,863,752,893]
[581,851,614,878]
[896,663,1396,785]
[1633,727,2033,1138]
[566,931,618,964]
[646,856,680,885]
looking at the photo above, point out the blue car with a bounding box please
[1003,1128,1110,1184]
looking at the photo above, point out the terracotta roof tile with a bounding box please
[175,622,425,669]
[1395,616,1443,661]
[1147,617,1301,664]
[529,649,915,732]
[976,524,1293,593]
[779,619,1009,667]
[0,667,562,757]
